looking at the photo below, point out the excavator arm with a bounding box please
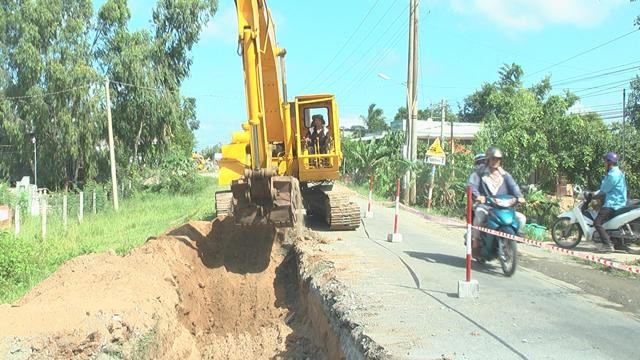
[215,0,300,227]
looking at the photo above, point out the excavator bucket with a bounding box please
[224,169,301,227]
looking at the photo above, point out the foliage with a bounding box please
[342,131,411,196]
[360,103,389,133]
[0,0,217,190]
[201,143,222,159]
[143,148,205,194]
[0,0,103,187]
[416,152,473,216]
[519,188,560,227]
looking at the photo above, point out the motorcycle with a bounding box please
[551,185,640,249]
[473,194,519,277]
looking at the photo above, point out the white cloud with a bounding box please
[202,5,238,44]
[567,101,592,114]
[451,0,625,32]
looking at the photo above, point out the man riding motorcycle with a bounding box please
[470,147,527,248]
[592,151,628,252]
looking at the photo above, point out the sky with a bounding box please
[97,0,640,150]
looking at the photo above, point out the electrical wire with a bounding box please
[525,29,640,79]
[300,0,383,92]
[312,0,403,91]
[550,60,640,86]
[0,84,92,101]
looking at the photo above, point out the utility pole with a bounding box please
[440,100,446,143]
[622,88,626,162]
[105,78,119,211]
[405,0,419,204]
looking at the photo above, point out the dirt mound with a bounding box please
[0,219,334,359]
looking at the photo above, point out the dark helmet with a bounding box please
[485,146,503,159]
[474,153,486,165]
[603,151,619,164]
[312,114,326,125]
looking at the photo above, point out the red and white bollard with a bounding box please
[364,175,374,218]
[387,178,403,242]
[457,185,479,298]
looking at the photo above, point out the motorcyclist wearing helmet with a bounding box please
[593,152,628,252]
[467,153,487,190]
[465,153,488,245]
[470,147,527,243]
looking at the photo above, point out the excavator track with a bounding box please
[325,191,361,230]
[303,185,360,231]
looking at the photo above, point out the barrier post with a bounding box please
[364,175,374,218]
[14,205,20,236]
[387,178,403,242]
[457,186,479,298]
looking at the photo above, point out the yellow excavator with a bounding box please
[214,0,360,230]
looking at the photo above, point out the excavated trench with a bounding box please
[0,219,346,360]
[163,219,345,359]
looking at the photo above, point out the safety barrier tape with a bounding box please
[472,225,640,275]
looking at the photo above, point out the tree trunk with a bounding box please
[133,119,144,164]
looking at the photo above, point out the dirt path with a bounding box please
[0,220,338,360]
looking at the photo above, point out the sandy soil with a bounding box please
[0,219,333,360]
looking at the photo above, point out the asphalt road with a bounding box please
[308,192,640,360]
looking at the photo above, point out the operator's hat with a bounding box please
[312,114,325,124]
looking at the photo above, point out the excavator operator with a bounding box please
[305,114,331,155]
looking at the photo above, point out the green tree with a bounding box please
[201,143,222,159]
[0,0,103,187]
[360,103,389,133]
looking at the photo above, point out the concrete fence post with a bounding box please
[14,205,20,236]
[40,197,47,240]
[79,191,84,223]
[92,190,96,214]
[63,194,68,229]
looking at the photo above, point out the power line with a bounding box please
[300,0,383,92]
[338,10,411,100]
[312,0,403,91]
[551,60,640,86]
[578,89,622,99]
[335,1,417,96]
[0,84,92,100]
[552,65,640,88]
[110,79,239,100]
[570,77,634,93]
[525,29,640,79]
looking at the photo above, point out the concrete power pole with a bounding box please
[105,78,119,211]
[440,100,446,142]
[405,0,419,204]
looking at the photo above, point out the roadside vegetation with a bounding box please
[343,62,640,229]
[0,175,217,304]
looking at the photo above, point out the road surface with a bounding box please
[306,190,640,360]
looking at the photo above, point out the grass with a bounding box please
[344,181,394,205]
[0,177,218,303]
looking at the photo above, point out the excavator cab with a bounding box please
[293,94,342,183]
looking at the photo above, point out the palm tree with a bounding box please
[360,104,389,133]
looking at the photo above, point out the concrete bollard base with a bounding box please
[363,211,374,219]
[386,233,403,243]
[457,280,479,298]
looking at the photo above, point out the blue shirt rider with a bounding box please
[593,151,628,252]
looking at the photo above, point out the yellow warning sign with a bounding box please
[426,138,445,157]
